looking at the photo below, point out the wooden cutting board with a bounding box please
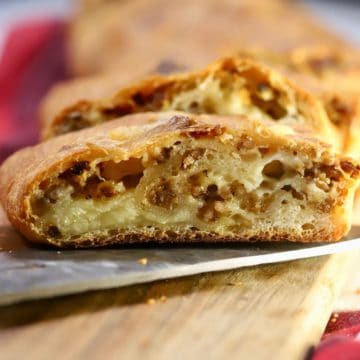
[0,208,358,360]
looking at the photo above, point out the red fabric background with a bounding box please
[0,19,67,163]
[0,20,359,359]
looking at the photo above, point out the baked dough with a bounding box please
[41,57,339,147]
[1,112,358,247]
[68,0,347,76]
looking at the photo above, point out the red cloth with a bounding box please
[313,312,360,359]
[0,19,67,163]
[0,19,360,359]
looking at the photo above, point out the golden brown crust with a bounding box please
[40,76,123,133]
[1,112,359,247]
[68,0,347,76]
[39,62,187,132]
[40,57,338,147]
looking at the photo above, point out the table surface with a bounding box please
[1,205,359,360]
[0,253,357,360]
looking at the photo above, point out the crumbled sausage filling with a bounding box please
[31,137,347,240]
[59,69,298,136]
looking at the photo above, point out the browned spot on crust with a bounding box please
[188,125,224,139]
[167,115,196,129]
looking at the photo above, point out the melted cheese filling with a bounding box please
[162,77,301,126]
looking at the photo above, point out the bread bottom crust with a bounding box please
[43,226,347,248]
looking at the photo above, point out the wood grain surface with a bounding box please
[0,208,358,360]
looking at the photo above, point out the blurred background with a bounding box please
[1,0,360,58]
[1,0,360,162]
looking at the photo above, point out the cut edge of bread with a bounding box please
[42,57,339,149]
